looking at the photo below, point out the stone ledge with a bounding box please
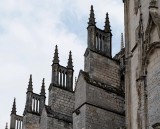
[73,102,125,116]
[80,70,125,97]
[48,83,74,93]
[45,106,72,123]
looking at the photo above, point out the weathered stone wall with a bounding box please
[85,50,121,89]
[40,109,47,129]
[45,117,72,129]
[85,104,125,129]
[147,48,160,129]
[74,71,125,129]
[86,83,124,114]
[125,0,160,129]
[40,107,73,129]
[73,105,86,129]
[23,113,40,129]
[73,104,125,129]
[48,86,74,116]
[74,72,87,109]
[75,71,124,113]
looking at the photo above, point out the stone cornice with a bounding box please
[81,70,125,97]
[45,106,72,123]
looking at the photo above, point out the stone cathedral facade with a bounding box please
[5,0,160,129]
[125,0,160,129]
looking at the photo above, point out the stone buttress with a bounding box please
[73,5,125,129]
[40,46,74,129]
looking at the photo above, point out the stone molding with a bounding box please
[45,106,72,123]
[79,70,124,97]
[152,122,160,129]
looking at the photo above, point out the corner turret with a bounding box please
[85,7,113,73]
[50,46,74,91]
[48,45,75,119]
[86,6,112,58]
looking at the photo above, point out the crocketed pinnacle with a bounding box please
[53,45,59,64]
[67,51,73,69]
[104,13,111,32]
[88,5,96,26]
[40,78,46,96]
[121,33,124,50]
[5,123,8,129]
[11,98,16,115]
[27,74,33,92]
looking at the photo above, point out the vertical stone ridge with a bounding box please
[88,5,96,26]
[104,13,111,32]
[67,51,73,69]
[11,98,16,115]
[53,45,59,64]
[121,33,124,49]
[75,77,77,87]
[27,74,33,92]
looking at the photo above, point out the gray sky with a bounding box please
[0,0,124,128]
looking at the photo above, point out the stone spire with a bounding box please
[40,78,46,96]
[88,5,96,26]
[11,98,16,115]
[67,51,73,69]
[121,33,124,49]
[27,74,33,92]
[53,45,59,64]
[104,13,111,33]
[5,123,8,129]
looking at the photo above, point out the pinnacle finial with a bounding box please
[5,123,8,129]
[27,74,33,92]
[121,33,124,50]
[11,98,16,115]
[53,45,59,64]
[67,51,73,69]
[40,78,46,96]
[88,5,96,26]
[104,13,111,32]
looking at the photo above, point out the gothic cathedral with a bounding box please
[5,0,160,129]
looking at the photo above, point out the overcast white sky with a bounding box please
[0,0,124,128]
